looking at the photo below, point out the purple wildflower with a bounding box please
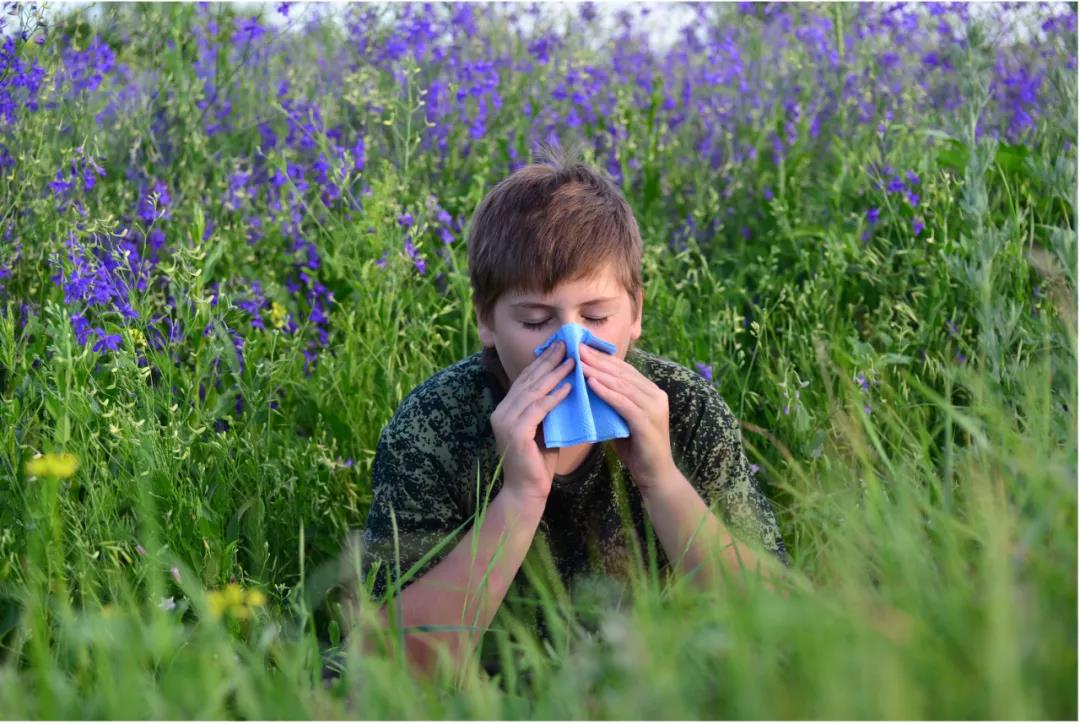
[234,16,266,45]
[92,328,122,353]
[71,314,92,345]
[695,362,713,383]
[866,207,880,225]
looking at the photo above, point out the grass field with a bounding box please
[0,2,1076,717]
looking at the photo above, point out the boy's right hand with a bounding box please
[489,340,574,503]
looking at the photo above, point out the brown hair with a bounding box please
[467,143,643,330]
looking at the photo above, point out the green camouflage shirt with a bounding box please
[359,345,788,617]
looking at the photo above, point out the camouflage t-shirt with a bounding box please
[359,346,788,619]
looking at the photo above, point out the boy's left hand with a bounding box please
[579,344,679,494]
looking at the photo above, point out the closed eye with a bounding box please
[522,317,609,330]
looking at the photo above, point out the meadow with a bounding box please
[0,1,1076,717]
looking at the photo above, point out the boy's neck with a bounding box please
[480,346,512,394]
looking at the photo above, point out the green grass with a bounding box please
[0,2,1075,718]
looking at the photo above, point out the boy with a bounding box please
[355,150,788,681]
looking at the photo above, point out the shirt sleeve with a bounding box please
[679,384,790,567]
[359,393,472,601]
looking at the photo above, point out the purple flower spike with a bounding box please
[397,212,413,228]
[866,207,880,225]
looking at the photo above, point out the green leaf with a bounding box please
[937,140,968,172]
[994,143,1030,174]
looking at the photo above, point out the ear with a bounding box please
[476,308,496,348]
[629,289,643,342]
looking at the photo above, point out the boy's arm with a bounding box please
[352,343,573,680]
[637,464,787,591]
[365,484,546,681]
[641,385,789,590]
[349,422,535,681]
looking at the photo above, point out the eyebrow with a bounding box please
[510,297,620,311]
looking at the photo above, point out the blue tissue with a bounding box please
[533,322,631,448]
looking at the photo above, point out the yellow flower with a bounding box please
[223,582,245,608]
[270,301,287,329]
[205,583,267,621]
[25,452,80,479]
[130,328,147,348]
[206,590,227,619]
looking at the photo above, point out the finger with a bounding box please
[505,356,574,420]
[505,342,564,413]
[520,380,573,431]
[587,374,647,428]
[579,346,655,397]
[517,340,566,388]
[581,357,656,405]
[583,366,644,409]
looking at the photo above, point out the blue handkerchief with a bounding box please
[533,322,631,448]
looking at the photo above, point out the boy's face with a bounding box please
[477,262,643,383]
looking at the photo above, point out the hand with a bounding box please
[578,344,679,494]
[489,340,574,502]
